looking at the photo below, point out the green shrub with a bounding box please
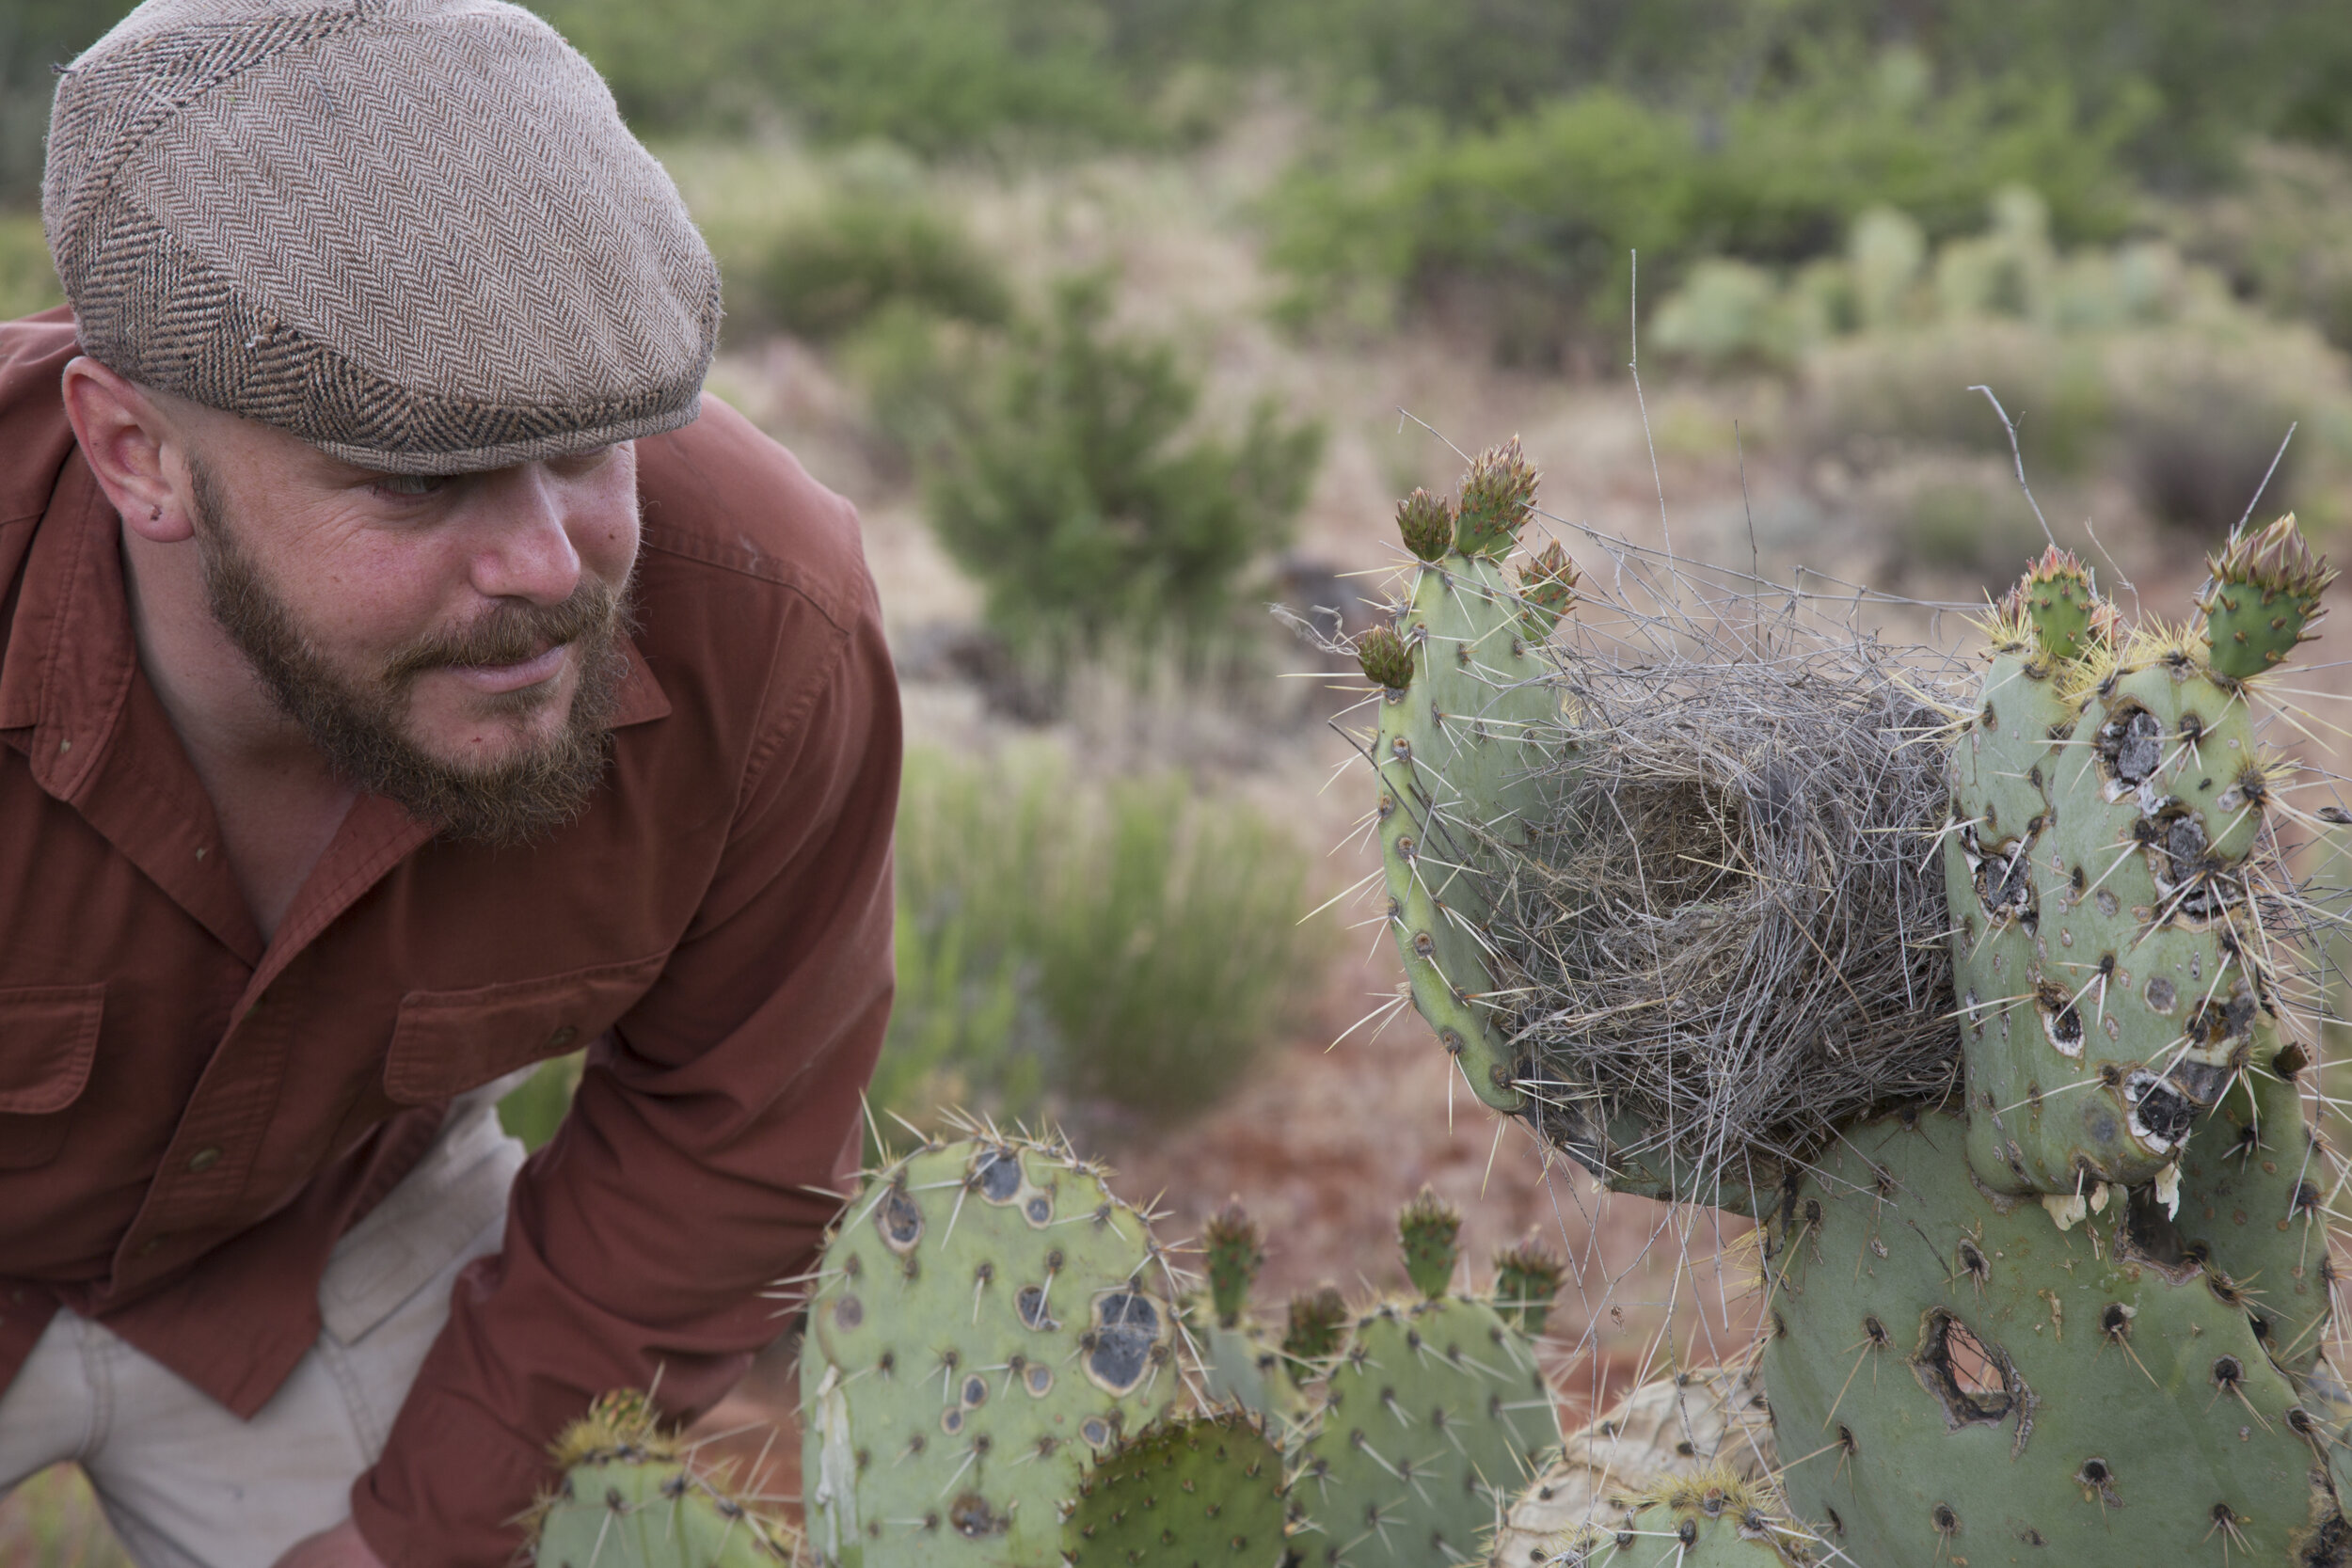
[923,274,1324,659]
[1889,475,2053,586]
[501,746,1327,1148]
[1263,65,2141,357]
[763,175,1010,342]
[532,0,1152,153]
[891,744,1327,1127]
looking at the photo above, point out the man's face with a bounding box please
[178,428,643,847]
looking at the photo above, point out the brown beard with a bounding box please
[186,459,634,847]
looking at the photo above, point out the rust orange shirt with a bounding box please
[0,310,898,1564]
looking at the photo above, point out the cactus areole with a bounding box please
[1358,447,2352,1568]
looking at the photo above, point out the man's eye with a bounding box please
[370,473,444,499]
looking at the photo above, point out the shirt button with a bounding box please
[547,1024,578,1050]
[187,1147,223,1173]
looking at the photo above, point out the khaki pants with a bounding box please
[0,1091,525,1568]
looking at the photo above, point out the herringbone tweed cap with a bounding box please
[44,0,722,473]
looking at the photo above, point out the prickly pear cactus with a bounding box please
[1288,1198,1564,1566]
[1291,1296,1561,1567]
[1359,438,1560,1117]
[800,1133,1185,1567]
[1060,1410,1289,1567]
[531,1391,794,1567]
[1357,446,2352,1568]
[1192,1204,1306,1431]
[1759,1105,2346,1567]
[1553,1472,1811,1567]
[1486,1363,1780,1566]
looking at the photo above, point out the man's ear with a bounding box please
[59,356,197,545]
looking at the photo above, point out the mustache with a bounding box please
[383,578,625,683]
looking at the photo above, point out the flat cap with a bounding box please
[44,0,722,473]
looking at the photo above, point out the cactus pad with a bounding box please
[531,1391,794,1567]
[1555,1471,1813,1566]
[1060,1411,1289,1567]
[1486,1365,1779,1566]
[801,1134,1184,1567]
[1761,1106,2347,1568]
[1369,475,1565,1113]
[2201,515,2337,680]
[1291,1298,1561,1566]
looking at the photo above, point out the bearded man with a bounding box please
[0,2,898,1564]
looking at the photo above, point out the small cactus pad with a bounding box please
[2201,514,2336,679]
[1290,1298,1561,1566]
[1355,625,1413,691]
[2013,545,2103,664]
[1373,454,1565,1114]
[1952,609,2294,1195]
[1518,541,1579,639]
[801,1134,1182,1567]
[1555,1471,1813,1566]
[1196,1320,1302,1432]
[532,1392,794,1567]
[1397,488,1454,562]
[1491,1239,1566,1337]
[1202,1201,1265,1328]
[1396,1187,1462,1300]
[1486,1365,1778,1564]
[1060,1410,1289,1567]
[1282,1287,1349,1370]
[1454,436,1538,557]
[1761,1106,2346,1568]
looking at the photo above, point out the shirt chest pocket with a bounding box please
[382,952,669,1105]
[0,982,105,1171]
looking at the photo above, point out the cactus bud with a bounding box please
[1201,1200,1263,1328]
[1397,487,1454,562]
[1397,1185,1462,1300]
[1454,436,1538,558]
[2013,545,2100,663]
[2201,514,2338,680]
[1356,624,1414,690]
[1518,541,1579,638]
[1281,1286,1349,1369]
[1492,1239,1565,1336]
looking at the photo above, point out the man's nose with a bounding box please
[467,465,584,606]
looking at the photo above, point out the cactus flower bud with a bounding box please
[1397,1186,1463,1299]
[1518,541,1579,638]
[1492,1239,1565,1336]
[1454,436,1538,558]
[1201,1200,1264,1328]
[1281,1286,1349,1369]
[1397,487,1454,562]
[1357,624,1415,690]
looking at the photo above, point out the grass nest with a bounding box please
[1490,597,1972,1188]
